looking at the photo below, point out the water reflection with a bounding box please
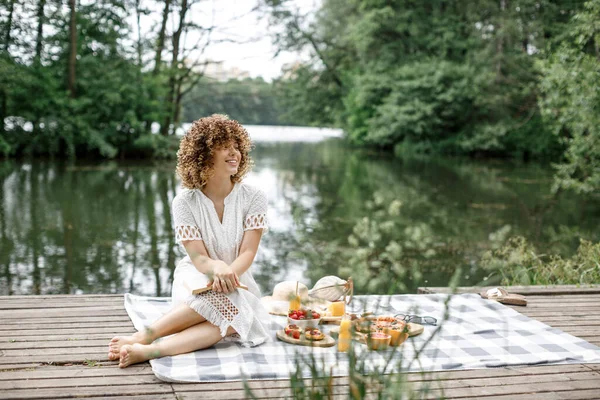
[1,136,598,296]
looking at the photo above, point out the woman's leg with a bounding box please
[108,303,206,360]
[119,322,236,368]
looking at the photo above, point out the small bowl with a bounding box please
[288,316,321,330]
[384,327,409,347]
[367,332,391,351]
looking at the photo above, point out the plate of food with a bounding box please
[276,324,335,347]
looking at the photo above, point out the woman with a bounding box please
[108,114,271,368]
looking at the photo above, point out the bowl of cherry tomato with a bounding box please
[288,308,321,329]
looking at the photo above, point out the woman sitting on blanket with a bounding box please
[108,114,272,368]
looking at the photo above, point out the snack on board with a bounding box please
[375,315,396,327]
[284,324,301,340]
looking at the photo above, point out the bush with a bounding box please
[481,236,600,286]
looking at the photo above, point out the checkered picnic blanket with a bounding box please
[123,293,600,383]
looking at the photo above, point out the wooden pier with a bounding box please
[1,285,599,399]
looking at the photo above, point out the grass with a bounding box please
[243,271,460,399]
[481,237,600,286]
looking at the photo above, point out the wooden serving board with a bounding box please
[329,323,424,339]
[320,315,343,324]
[276,330,336,347]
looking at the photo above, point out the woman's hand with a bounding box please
[211,261,240,294]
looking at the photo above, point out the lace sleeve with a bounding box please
[172,195,203,242]
[244,189,269,232]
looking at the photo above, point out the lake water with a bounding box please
[1,126,598,296]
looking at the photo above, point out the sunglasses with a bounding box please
[395,314,437,326]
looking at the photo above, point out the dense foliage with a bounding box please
[181,77,285,126]
[1,0,169,158]
[265,0,600,193]
[0,0,286,159]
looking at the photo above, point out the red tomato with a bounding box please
[292,331,300,339]
[313,313,321,319]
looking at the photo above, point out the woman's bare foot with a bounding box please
[119,343,159,368]
[108,331,152,361]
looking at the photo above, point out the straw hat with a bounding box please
[261,281,328,316]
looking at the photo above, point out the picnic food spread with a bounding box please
[274,277,423,351]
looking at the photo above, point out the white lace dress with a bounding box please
[171,182,271,347]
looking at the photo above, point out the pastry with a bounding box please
[305,328,325,341]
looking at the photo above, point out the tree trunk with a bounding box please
[67,0,77,98]
[3,0,15,53]
[496,0,507,78]
[0,92,6,138]
[35,0,46,65]
[1,0,16,137]
[153,0,172,75]
[135,0,143,67]
[173,78,183,127]
[160,0,188,136]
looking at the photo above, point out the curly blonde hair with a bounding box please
[176,114,253,189]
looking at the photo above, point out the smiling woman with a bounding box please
[176,114,254,190]
[108,114,271,368]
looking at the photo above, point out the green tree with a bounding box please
[538,0,600,194]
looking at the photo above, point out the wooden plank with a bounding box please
[420,376,600,399]
[0,333,126,343]
[1,339,110,350]
[83,396,177,400]
[473,389,600,400]
[0,352,115,365]
[0,374,162,389]
[524,295,600,302]
[0,364,41,372]
[0,301,125,310]
[518,303,600,309]
[0,365,154,380]
[0,305,127,318]
[2,346,125,357]
[0,295,123,300]
[0,326,135,337]
[0,321,133,331]
[1,316,133,325]
[418,285,600,295]
[0,383,174,400]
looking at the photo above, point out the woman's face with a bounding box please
[212,141,241,177]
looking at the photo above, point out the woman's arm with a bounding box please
[182,240,218,275]
[230,228,263,278]
[182,240,239,293]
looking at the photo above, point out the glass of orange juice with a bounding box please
[328,300,345,317]
[289,294,301,312]
[337,317,352,352]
